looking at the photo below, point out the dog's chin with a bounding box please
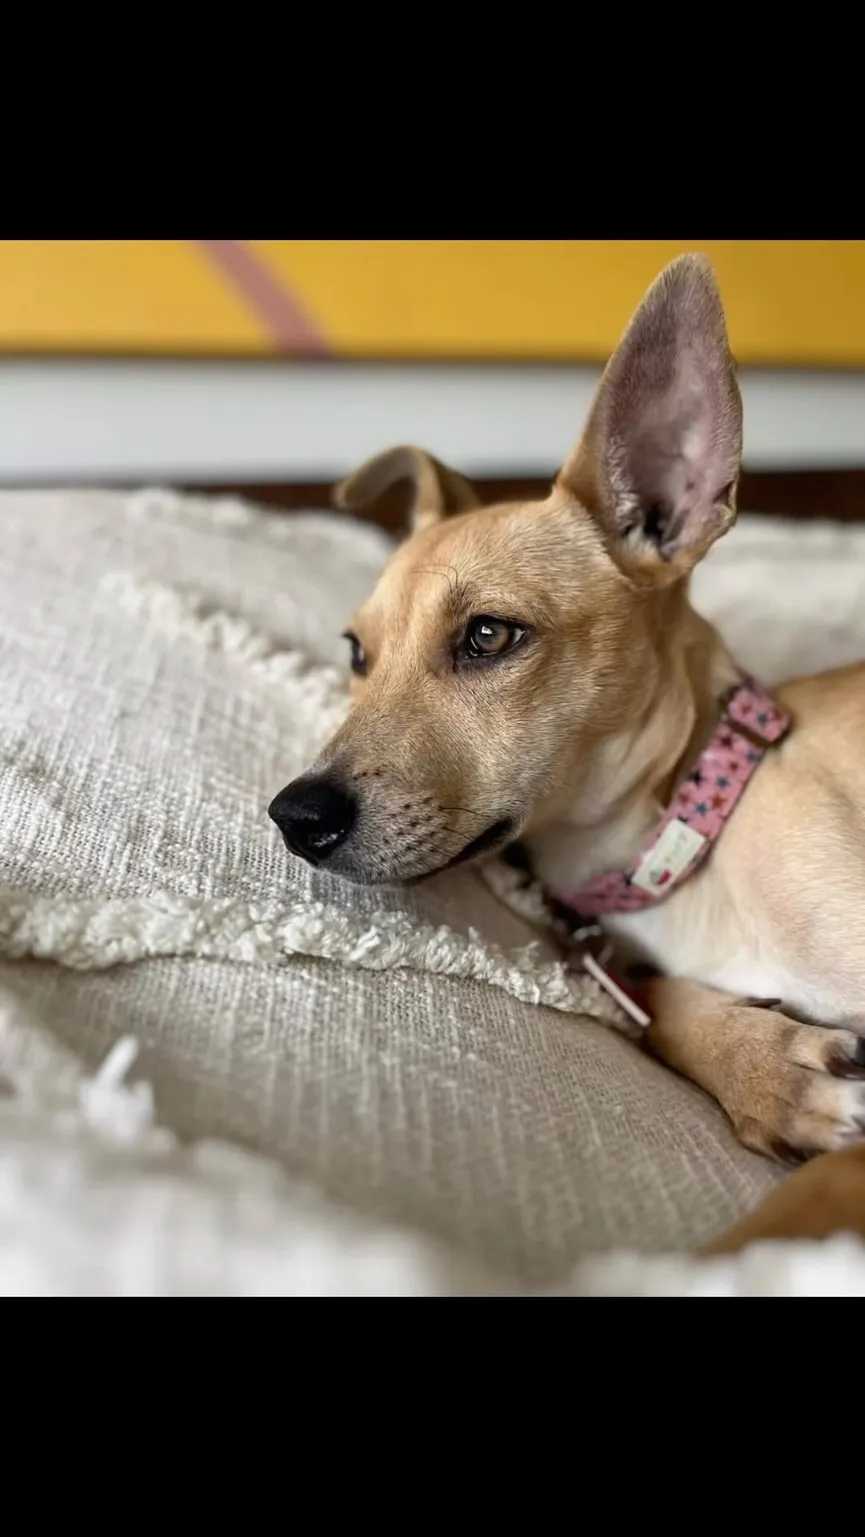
[390,816,517,886]
[308,816,517,888]
[437,816,515,874]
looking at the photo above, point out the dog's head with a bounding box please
[269,254,742,884]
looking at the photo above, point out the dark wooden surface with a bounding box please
[188,469,865,531]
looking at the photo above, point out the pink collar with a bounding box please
[556,675,791,920]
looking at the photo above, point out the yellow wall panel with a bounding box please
[255,240,865,365]
[0,240,863,365]
[0,240,268,354]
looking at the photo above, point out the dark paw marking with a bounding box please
[769,1138,811,1167]
[740,996,812,1025]
[828,1039,865,1080]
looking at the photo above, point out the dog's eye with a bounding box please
[461,615,525,661]
[342,631,368,677]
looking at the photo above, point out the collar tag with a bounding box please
[630,817,707,898]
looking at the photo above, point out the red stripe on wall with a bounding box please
[192,240,329,355]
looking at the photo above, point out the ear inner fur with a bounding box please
[558,253,743,585]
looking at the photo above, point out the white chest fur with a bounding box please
[605,897,783,998]
[603,879,852,1029]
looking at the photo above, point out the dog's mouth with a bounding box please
[446,817,514,868]
[408,817,514,882]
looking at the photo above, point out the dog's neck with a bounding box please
[523,598,741,894]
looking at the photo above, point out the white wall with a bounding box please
[0,359,862,482]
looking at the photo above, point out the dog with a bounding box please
[269,253,865,1251]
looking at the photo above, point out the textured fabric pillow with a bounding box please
[1,489,863,1283]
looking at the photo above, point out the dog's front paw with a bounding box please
[729,1009,865,1164]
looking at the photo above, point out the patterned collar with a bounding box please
[494,676,791,1031]
[555,674,791,921]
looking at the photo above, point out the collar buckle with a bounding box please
[718,678,791,751]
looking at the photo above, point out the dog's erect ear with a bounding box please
[334,445,480,532]
[558,254,742,584]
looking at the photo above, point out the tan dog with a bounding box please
[269,254,865,1250]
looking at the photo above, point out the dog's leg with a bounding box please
[644,976,865,1162]
[703,1145,865,1253]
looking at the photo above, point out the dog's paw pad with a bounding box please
[736,1017,865,1160]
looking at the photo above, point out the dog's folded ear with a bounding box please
[334,445,480,532]
[558,254,743,585]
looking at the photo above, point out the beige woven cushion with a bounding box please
[2,489,863,1282]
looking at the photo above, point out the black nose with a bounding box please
[268,775,357,865]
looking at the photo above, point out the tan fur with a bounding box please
[705,1145,865,1253]
[274,253,865,1253]
[644,978,865,1161]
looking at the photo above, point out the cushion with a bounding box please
[2,488,864,1287]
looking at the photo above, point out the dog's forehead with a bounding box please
[366,498,604,622]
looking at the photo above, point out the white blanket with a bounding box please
[1,489,864,1296]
